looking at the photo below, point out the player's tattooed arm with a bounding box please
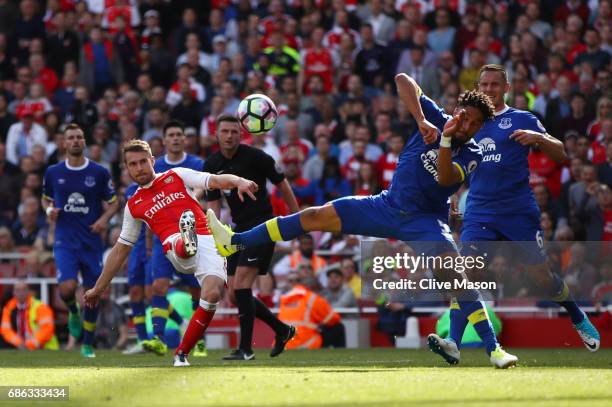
[84,242,132,307]
[208,174,259,202]
[510,130,567,163]
[437,110,466,187]
[394,73,438,144]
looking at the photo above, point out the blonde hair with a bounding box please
[122,139,152,162]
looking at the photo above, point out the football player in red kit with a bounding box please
[84,139,258,366]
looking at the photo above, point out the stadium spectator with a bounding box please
[273,234,326,279]
[545,75,573,138]
[79,26,124,99]
[341,258,361,299]
[303,135,331,182]
[427,7,456,55]
[11,196,43,249]
[279,271,344,349]
[64,86,98,139]
[599,142,612,186]
[563,243,597,300]
[321,267,357,309]
[0,280,58,350]
[560,93,594,141]
[0,93,16,144]
[5,106,47,166]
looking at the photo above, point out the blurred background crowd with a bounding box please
[0,0,611,343]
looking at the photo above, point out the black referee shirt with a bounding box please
[204,144,285,229]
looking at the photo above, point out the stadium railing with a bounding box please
[0,277,599,315]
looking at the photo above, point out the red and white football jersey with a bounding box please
[118,168,210,248]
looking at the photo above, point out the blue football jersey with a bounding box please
[154,153,204,173]
[43,159,116,250]
[466,107,547,218]
[385,94,482,217]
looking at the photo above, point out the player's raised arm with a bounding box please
[510,129,567,163]
[437,110,468,187]
[209,174,259,202]
[173,167,259,202]
[394,73,438,144]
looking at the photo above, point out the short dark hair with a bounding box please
[64,123,84,134]
[122,139,152,161]
[163,120,184,137]
[326,268,343,278]
[478,64,508,84]
[457,90,496,121]
[216,113,240,127]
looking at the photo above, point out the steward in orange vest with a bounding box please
[1,282,58,350]
[278,280,341,349]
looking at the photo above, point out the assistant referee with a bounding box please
[204,114,299,360]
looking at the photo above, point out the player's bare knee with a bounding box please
[152,279,169,296]
[202,287,222,304]
[129,286,144,302]
[201,279,225,304]
[59,281,77,298]
[300,207,319,230]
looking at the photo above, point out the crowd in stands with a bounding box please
[0,0,611,329]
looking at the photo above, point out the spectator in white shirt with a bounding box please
[5,106,47,165]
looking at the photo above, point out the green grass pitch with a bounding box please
[1,348,611,406]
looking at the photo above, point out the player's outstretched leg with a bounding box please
[547,273,600,351]
[206,205,341,256]
[174,276,224,367]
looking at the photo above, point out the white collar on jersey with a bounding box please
[494,105,510,116]
[164,152,187,165]
[65,158,89,171]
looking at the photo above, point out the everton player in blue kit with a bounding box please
[121,182,153,355]
[141,120,208,357]
[42,124,118,358]
[430,65,601,366]
[207,74,518,368]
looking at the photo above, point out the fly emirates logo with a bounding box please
[479,138,501,163]
[143,191,186,219]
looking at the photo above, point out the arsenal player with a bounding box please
[84,139,258,367]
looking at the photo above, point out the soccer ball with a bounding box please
[237,94,278,134]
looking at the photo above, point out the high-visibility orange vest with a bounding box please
[1,296,58,350]
[278,284,341,349]
[288,251,327,273]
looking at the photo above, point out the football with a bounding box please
[237,93,278,134]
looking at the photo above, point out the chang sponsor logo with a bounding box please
[64,192,90,214]
[478,138,501,163]
[420,148,439,181]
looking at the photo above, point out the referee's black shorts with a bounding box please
[226,242,276,276]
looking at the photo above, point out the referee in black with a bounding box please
[204,114,300,360]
